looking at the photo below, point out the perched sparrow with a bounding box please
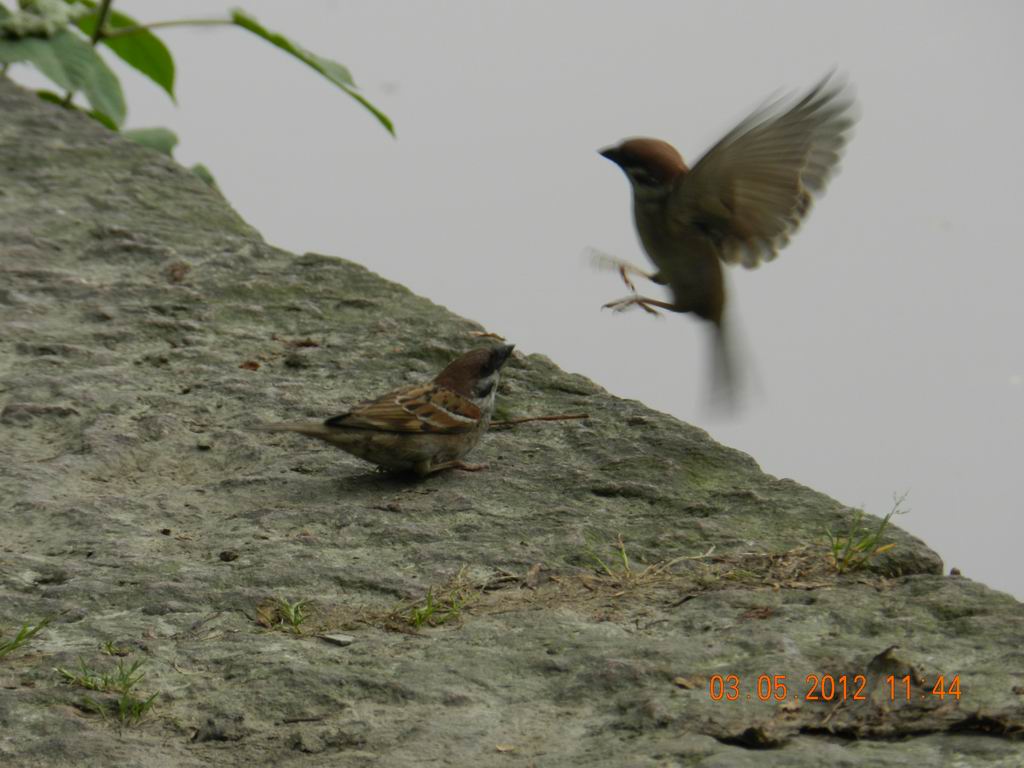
[256,344,514,477]
[599,74,856,404]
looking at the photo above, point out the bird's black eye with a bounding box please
[628,168,659,187]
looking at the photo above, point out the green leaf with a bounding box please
[123,127,178,156]
[35,87,118,129]
[0,30,125,125]
[35,89,65,105]
[0,36,76,91]
[49,30,125,125]
[229,10,354,87]
[229,9,394,136]
[75,7,175,102]
[86,107,118,130]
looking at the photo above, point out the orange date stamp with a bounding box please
[708,673,962,703]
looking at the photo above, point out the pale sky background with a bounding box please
[19,1,1023,596]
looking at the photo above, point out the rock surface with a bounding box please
[1,77,1022,766]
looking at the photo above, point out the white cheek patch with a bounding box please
[474,373,498,399]
[480,390,496,411]
[465,373,499,414]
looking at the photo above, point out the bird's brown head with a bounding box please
[599,138,688,194]
[434,344,515,402]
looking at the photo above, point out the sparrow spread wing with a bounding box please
[325,383,480,434]
[670,75,855,268]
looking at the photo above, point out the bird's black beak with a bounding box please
[599,145,622,165]
[486,344,515,374]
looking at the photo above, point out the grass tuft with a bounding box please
[0,617,52,660]
[584,533,712,589]
[255,597,314,634]
[407,586,465,628]
[825,492,908,574]
[56,656,158,726]
[100,640,131,657]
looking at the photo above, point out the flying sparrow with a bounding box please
[256,344,515,477]
[598,74,856,403]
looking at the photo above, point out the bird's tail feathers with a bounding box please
[706,321,741,416]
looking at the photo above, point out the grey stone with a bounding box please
[320,634,356,647]
[1,77,1022,766]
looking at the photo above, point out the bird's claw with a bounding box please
[617,266,637,293]
[602,296,663,317]
[452,461,489,472]
[588,248,650,290]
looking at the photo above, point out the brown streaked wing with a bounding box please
[669,75,855,268]
[326,384,479,434]
[417,387,482,430]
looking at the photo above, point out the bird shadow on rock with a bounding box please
[330,467,456,495]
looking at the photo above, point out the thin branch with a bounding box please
[90,0,115,45]
[489,413,589,430]
[100,18,234,39]
[59,0,114,108]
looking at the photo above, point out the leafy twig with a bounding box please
[89,0,115,44]
[98,18,233,39]
[62,0,114,106]
[2,2,392,133]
